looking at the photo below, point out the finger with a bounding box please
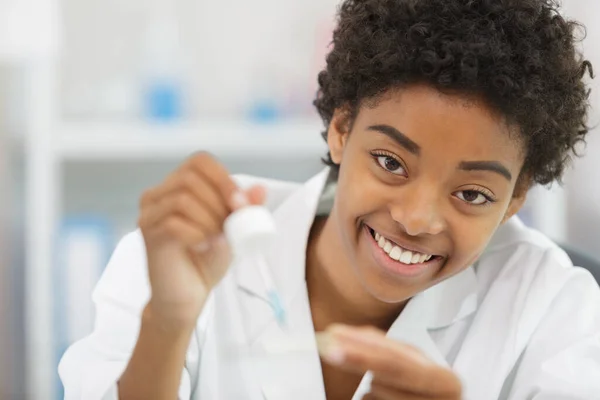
[370,362,461,397]
[151,191,220,231]
[186,152,241,211]
[140,160,198,205]
[140,192,221,237]
[246,184,266,205]
[371,378,451,400]
[367,382,402,400]
[368,385,443,400]
[141,168,230,221]
[361,394,378,400]
[320,325,461,396]
[152,216,210,246]
[319,325,414,376]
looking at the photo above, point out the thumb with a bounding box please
[230,185,266,209]
[193,234,232,288]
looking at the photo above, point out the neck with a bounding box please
[306,216,406,332]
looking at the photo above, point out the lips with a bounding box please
[365,225,441,262]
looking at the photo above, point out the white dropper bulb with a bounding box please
[224,206,275,254]
[224,205,287,326]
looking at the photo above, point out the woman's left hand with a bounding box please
[317,324,462,400]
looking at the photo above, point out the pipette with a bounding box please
[221,332,331,360]
[224,205,287,327]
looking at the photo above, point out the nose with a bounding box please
[389,183,446,236]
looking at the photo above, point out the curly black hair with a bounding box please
[314,0,594,186]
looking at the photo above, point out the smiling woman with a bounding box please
[317,85,528,305]
[58,1,600,400]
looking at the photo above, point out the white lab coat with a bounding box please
[59,168,600,400]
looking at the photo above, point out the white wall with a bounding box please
[562,0,600,258]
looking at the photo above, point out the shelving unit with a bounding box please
[24,62,60,400]
[0,1,62,399]
[55,119,325,160]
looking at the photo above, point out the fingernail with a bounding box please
[316,332,345,365]
[230,190,249,209]
[194,241,211,253]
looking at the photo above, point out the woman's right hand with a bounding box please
[138,152,265,329]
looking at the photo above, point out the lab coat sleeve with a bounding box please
[507,265,600,399]
[58,230,208,400]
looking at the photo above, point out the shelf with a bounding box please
[54,119,328,161]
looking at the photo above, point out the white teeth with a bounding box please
[383,241,393,253]
[372,229,434,264]
[389,246,402,261]
[400,251,413,264]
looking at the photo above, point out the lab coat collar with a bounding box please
[234,167,331,337]
[233,168,331,400]
[378,267,478,363]
[420,266,479,329]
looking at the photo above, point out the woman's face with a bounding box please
[327,85,528,303]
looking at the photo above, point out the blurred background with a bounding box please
[0,0,598,399]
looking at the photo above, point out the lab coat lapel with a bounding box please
[352,266,479,399]
[234,168,332,400]
[392,266,478,364]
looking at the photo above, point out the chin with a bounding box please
[352,262,420,303]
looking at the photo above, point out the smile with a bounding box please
[366,226,439,265]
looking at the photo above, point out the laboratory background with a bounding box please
[0,0,598,399]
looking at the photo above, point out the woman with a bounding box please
[59,0,600,399]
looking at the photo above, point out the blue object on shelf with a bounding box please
[145,80,183,122]
[248,100,281,124]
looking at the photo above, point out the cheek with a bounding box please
[333,172,387,248]
[336,179,389,234]
[338,161,387,213]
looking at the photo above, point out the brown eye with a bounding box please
[376,156,406,175]
[456,190,488,205]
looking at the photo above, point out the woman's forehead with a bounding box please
[354,85,526,165]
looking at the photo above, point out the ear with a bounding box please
[501,175,531,224]
[327,108,352,165]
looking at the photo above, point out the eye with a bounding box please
[374,154,407,176]
[455,190,491,206]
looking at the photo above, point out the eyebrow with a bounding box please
[458,161,513,181]
[367,124,512,181]
[367,124,421,155]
